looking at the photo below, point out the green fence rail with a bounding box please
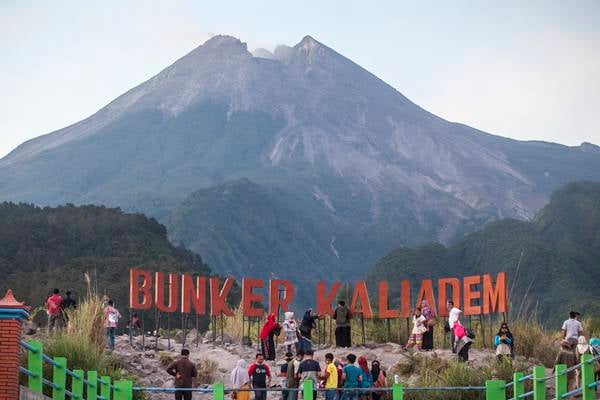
[19,340,600,400]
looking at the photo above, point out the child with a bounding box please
[406,308,427,350]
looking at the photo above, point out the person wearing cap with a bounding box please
[279,352,294,400]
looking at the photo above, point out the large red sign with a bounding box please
[129,268,507,317]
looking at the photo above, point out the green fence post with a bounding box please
[114,379,133,400]
[532,365,545,400]
[554,364,567,400]
[581,354,595,400]
[87,371,98,400]
[392,383,404,400]
[513,372,524,399]
[52,357,67,400]
[72,369,84,400]
[100,376,111,400]
[303,380,314,400]
[27,340,43,393]
[485,379,506,400]
[122,380,133,400]
[214,382,225,400]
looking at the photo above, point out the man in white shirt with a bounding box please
[446,300,462,353]
[562,311,583,348]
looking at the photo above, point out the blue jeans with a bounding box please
[325,389,338,400]
[106,327,116,350]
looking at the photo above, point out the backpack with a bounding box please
[108,308,119,324]
[335,307,349,325]
[374,371,388,397]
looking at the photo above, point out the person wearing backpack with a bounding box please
[371,360,387,400]
[45,288,63,331]
[334,301,352,348]
[103,300,121,350]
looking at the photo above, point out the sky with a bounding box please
[1,0,599,158]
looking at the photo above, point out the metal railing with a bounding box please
[19,340,127,400]
[19,339,600,400]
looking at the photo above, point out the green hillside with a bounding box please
[366,181,600,325]
[0,203,214,320]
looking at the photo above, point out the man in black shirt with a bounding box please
[249,353,271,400]
[296,350,320,400]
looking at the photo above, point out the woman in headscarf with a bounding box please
[494,322,514,361]
[371,360,387,400]
[231,359,250,400]
[281,311,299,353]
[260,313,281,361]
[576,336,591,358]
[300,309,319,340]
[420,299,436,351]
[357,356,372,400]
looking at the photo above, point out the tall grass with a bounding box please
[21,274,145,399]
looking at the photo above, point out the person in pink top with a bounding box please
[103,300,121,350]
[452,321,473,362]
[45,288,63,331]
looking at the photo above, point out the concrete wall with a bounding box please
[20,386,50,400]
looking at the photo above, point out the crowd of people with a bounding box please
[226,350,389,400]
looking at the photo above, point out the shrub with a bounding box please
[196,358,219,384]
[158,352,175,367]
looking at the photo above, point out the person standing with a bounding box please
[494,323,514,361]
[296,350,320,400]
[322,353,339,400]
[45,288,63,331]
[357,356,372,400]
[166,349,198,400]
[554,340,578,397]
[279,352,294,400]
[287,351,304,400]
[282,312,299,353]
[300,309,319,340]
[562,311,583,349]
[334,301,352,348]
[371,361,387,400]
[260,313,281,361]
[342,354,362,400]
[249,353,271,400]
[128,313,142,337]
[445,300,462,353]
[231,359,251,400]
[61,291,77,311]
[103,300,121,350]
[420,300,436,351]
[405,308,428,351]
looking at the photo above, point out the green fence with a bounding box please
[19,340,600,400]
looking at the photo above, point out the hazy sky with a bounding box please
[1,0,599,158]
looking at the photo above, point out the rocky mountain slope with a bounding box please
[366,181,600,325]
[1,35,600,284]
